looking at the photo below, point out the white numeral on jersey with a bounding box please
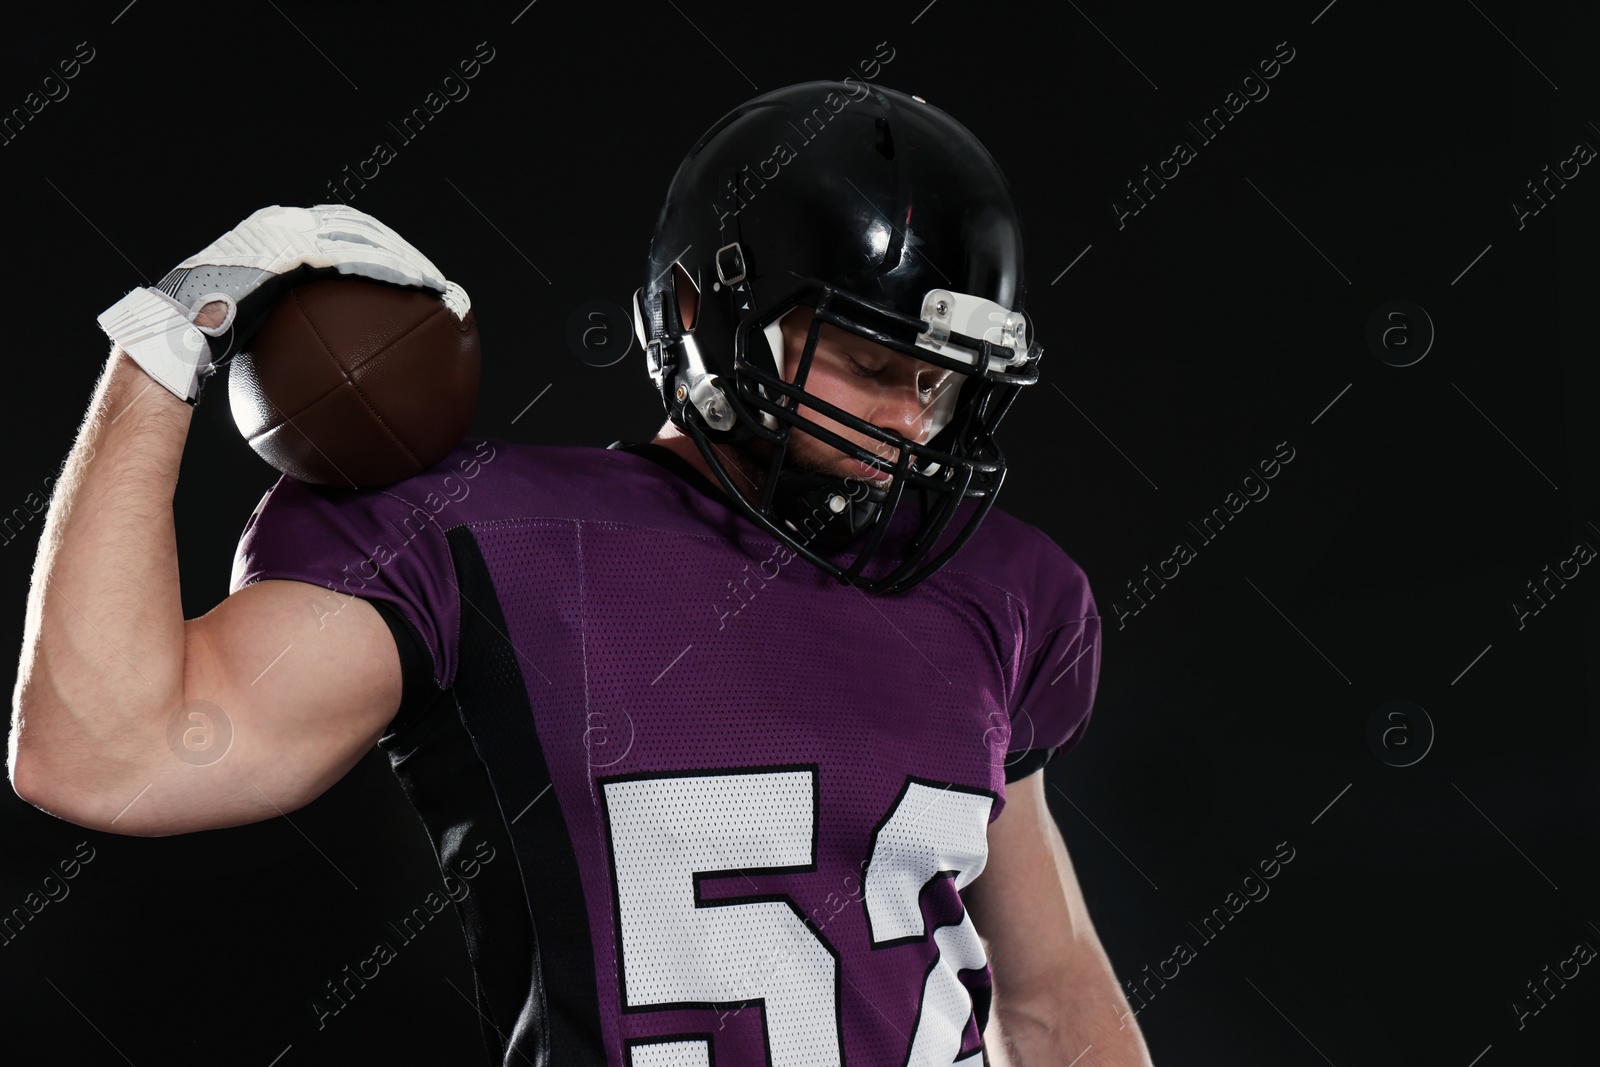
[603,772,996,1066]
[865,781,994,1067]
[604,771,840,1066]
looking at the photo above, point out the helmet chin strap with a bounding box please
[721,432,887,552]
[767,463,890,552]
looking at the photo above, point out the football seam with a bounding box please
[287,291,424,470]
[345,302,451,383]
[266,292,447,421]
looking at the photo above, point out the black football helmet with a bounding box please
[633,81,1042,595]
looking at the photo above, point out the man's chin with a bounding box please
[774,438,895,487]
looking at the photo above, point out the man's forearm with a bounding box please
[988,944,1155,1066]
[11,349,193,788]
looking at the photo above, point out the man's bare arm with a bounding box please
[9,327,402,836]
[966,770,1155,1066]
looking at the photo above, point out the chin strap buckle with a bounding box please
[771,467,886,551]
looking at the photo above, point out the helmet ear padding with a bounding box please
[761,306,805,380]
[753,306,805,434]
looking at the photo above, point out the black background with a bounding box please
[2,1,1596,1064]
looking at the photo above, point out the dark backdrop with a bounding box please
[1,1,1594,1064]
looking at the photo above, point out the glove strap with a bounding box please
[96,288,212,405]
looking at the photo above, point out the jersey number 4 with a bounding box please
[601,769,995,1067]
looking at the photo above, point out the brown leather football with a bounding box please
[227,277,480,488]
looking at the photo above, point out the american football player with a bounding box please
[12,81,1151,1065]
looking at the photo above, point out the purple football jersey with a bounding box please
[230,436,1101,1066]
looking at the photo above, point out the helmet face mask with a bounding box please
[733,278,1030,485]
[634,82,1043,595]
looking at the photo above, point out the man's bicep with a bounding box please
[169,580,405,827]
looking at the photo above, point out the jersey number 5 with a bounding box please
[601,769,994,1066]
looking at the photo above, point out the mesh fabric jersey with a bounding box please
[230,436,1102,1066]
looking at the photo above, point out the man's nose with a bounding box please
[876,373,949,443]
[864,394,930,461]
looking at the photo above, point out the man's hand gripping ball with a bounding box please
[96,205,471,404]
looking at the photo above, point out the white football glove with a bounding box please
[97,204,472,404]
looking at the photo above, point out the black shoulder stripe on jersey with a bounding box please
[443,524,608,1066]
[377,681,521,1063]
[367,597,446,736]
[1003,747,1056,783]
[369,540,605,1066]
